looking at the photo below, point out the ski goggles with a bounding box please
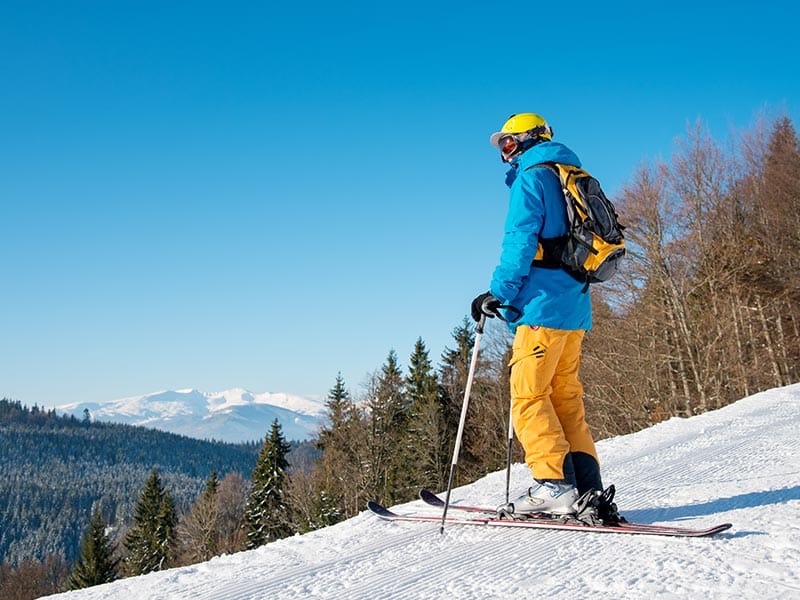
[496,125,553,163]
[498,134,524,163]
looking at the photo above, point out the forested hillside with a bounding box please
[0,400,261,566]
[580,115,800,435]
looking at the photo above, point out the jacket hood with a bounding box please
[513,141,581,170]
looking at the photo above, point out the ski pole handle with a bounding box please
[476,313,487,334]
[479,301,522,329]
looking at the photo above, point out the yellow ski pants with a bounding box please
[509,325,599,481]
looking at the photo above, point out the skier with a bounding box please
[472,113,606,518]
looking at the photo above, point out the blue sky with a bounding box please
[2,1,799,406]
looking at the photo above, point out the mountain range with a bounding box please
[56,388,327,443]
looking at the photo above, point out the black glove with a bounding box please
[471,292,500,322]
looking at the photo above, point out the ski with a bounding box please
[371,490,733,538]
[419,488,498,514]
[420,488,732,535]
[417,489,731,536]
[370,501,730,537]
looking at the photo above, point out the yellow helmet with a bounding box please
[489,113,553,148]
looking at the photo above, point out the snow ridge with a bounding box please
[56,388,326,443]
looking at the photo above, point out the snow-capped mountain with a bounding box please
[56,388,327,443]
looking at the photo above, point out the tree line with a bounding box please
[581,114,800,435]
[2,112,797,598]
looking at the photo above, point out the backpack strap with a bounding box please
[525,162,570,271]
[532,236,567,269]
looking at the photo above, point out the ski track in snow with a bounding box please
[47,384,800,599]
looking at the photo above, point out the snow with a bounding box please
[48,384,800,599]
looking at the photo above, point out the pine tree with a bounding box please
[439,318,475,432]
[405,337,447,489]
[305,489,342,531]
[245,419,292,548]
[204,470,219,495]
[364,350,408,503]
[317,372,351,453]
[67,509,119,589]
[124,469,178,575]
[311,372,365,521]
[440,318,476,390]
[371,350,407,433]
[438,317,483,481]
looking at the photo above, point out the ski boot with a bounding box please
[499,480,579,519]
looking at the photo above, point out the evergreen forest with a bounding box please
[0,400,265,568]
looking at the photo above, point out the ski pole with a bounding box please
[440,313,485,534]
[505,395,514,505]
[499,304,522,506]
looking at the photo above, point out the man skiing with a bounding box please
[472,113,605,518]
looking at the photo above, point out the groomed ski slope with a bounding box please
[50,384,800,600]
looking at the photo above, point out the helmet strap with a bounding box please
[527,124,553,141]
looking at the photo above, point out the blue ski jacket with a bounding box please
[489,141,592,332]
